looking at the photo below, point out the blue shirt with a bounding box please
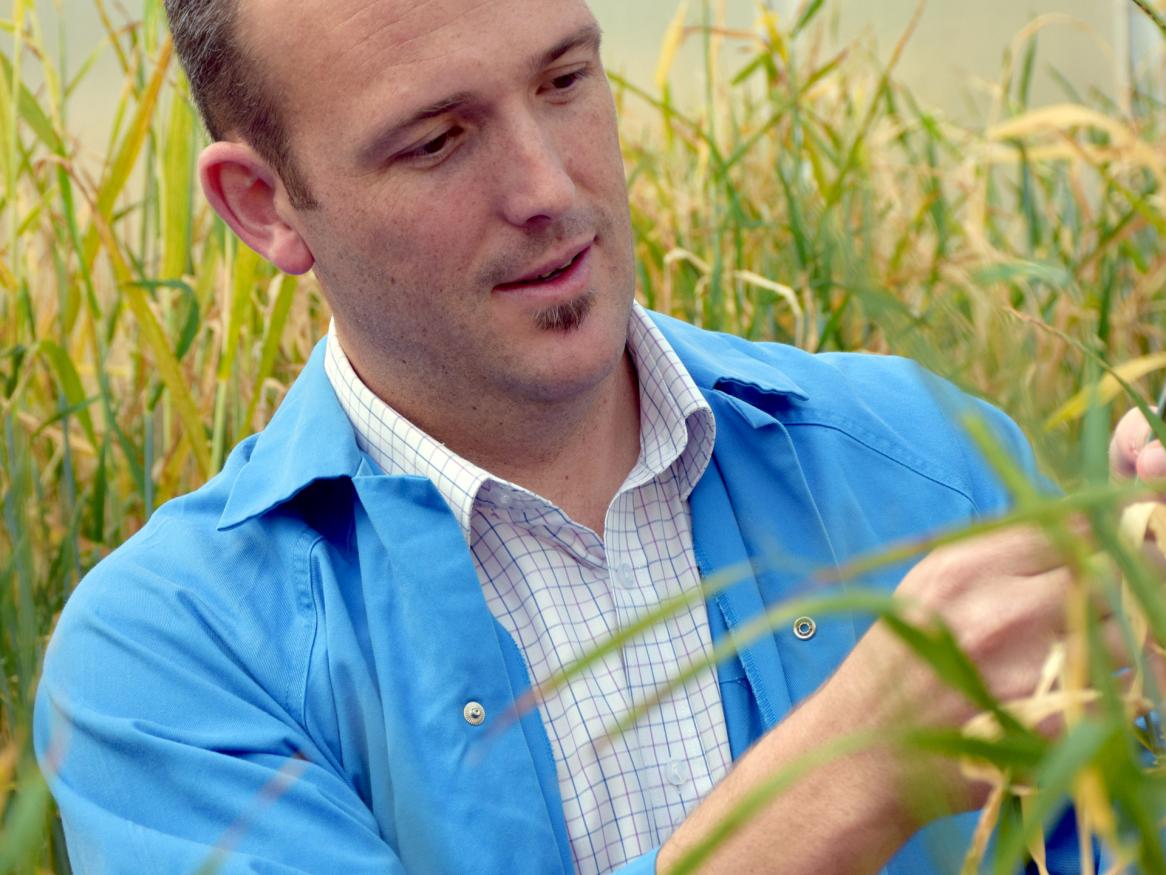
[35,313,1080,874]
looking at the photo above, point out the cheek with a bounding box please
[312,207,487,329]
[579,93,626,183]
[319,199,452,280]
[378,184,488,271]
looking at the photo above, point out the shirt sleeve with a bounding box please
[33,551,403,875]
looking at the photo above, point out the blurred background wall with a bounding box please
[592,0,1160,122]
[30,0,1166,153]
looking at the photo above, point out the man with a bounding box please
[34,0,1165,873]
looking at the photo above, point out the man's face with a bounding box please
[246,0,637,417]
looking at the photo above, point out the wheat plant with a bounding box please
[2,0,1166,871]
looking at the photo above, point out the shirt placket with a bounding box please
[605,480,715,846]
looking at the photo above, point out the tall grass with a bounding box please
[620,3,1166,478]
[2,1,1165,871]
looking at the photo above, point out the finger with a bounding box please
[1140,528,1166,577]
[1137,440,1166,482]
[948,523,1087,578]
[1110,407,1151,480]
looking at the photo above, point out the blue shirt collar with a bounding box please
[217,312,809,530]
[217,339,367,530]
[648,311,809,402]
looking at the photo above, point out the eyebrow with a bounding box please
[355,23,604,167]
[532,22,603,76]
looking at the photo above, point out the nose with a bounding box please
[496,109,576,228]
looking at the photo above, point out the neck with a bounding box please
[466,352,641,533]
[349,345,642,535]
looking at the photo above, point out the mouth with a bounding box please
[495,243,593,292]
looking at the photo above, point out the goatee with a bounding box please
[531,291,595,333]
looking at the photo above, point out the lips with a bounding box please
[495,243,592,291]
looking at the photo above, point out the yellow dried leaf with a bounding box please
[987,104,1132,146]
[960,688,1099,788]
[756,8,787,64]
[961,782,1007,875]
[655,2,689,93]
[1075,767,1118,864]
[1045,352,1166,429]
[663,248,710,275]
[1118,501,1166,699]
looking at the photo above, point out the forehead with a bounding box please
[242,0,597,143]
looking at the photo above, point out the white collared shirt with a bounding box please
[325,303,731,874]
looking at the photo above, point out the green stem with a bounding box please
[1130,0,1166,38]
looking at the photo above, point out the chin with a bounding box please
[508,285,634,397]
[530,343,631,405]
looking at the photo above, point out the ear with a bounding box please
[198,141,315,275]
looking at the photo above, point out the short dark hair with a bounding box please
[164,0,318,209]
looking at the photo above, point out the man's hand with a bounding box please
[660,526,1106,875]
[847,526,1092,731]
[1110,407,1166,481]
[662,409,1166,874]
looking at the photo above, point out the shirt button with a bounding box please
[612,562,636,590]
[666,759,689,786]
[463,701,486,726]
[793,616,817,640]
[495,491,514,509]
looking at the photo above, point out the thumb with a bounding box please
[1110,407,1152,480]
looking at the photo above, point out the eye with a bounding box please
[404,126,464,163]
[545,68,590,95]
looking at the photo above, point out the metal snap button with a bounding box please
[793,616,817,640]
[463,701,486,726]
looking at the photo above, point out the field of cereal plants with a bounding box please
[3,0,1166,871]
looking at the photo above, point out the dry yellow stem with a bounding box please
[961,688,1102,788]
[961,782,1008,875]
[1118,501,1166,700]
[0,741,19,795]
[654,2,689,92]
